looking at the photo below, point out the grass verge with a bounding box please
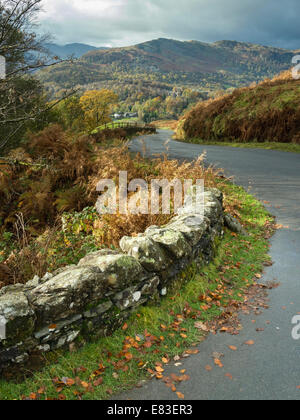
[177,138,300,154]
[151,120,178,131]
[92,118,140,133]
[0,182,274,400]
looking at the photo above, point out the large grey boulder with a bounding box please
[120,235,171,272]
[203,190,223,221]
[0,290,35,346]
[144,226,192,258]
[166,214,209,246]
[28,266,107,324]
[78,250,145,289]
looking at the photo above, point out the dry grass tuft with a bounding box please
[0,124,227,287]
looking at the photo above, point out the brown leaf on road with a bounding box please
[214,358,224,368]
[170,373,180,382]
[228,345,237,351]
[179,374,190,382]
[176,392,185,399]
[185,349,199,355]
[212,352,224,359]
[225,373,233,380]
[205,365,212,371]
[220,327,229,332]
[245,340,255,346]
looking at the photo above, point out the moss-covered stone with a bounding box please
[28,266,108,325]
[78,250,146,289]
[0,291,35,347]
[145,226,192,258]
[120,235,171,272]
[0,187,225,371]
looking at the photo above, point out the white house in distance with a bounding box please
[112,112,138,120]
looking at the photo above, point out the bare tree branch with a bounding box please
[0,0,75,151]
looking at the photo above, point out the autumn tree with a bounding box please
[55,95,84,131]
[80,89,118,130]
[0,0,69,152]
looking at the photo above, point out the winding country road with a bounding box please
[119,129,300,400]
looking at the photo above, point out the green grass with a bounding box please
[177,138,300,154]
[92,118,139,134]
[0,182,273,400]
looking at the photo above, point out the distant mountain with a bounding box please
[83,38,294,74]
[44,43,108,59]
[39,38,296,99]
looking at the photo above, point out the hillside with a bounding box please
[83,38,293,74]
[177,70,300,143]
[38,38,297,122]
[39,38,295,94]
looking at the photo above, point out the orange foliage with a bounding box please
[0,124,226,287]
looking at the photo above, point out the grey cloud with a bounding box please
[39,0,300,49]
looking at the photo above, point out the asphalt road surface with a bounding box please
[117,130,300,400]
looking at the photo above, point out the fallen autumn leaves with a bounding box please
[15,205,275,401]
[21,278,273,401]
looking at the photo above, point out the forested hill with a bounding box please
[83,38,294,74]
[40,38,295,94]
[38,38,296,122]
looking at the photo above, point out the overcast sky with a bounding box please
[38,0,300,50]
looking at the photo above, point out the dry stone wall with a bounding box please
[0,188,224,372]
